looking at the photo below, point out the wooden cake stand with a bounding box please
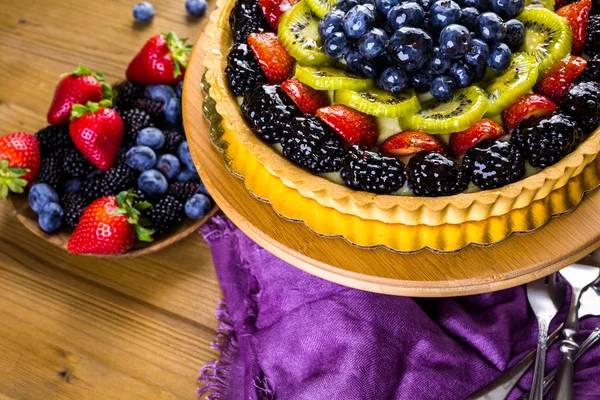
[183,34,600,297]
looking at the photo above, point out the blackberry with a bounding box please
[134,98,164,121]
[115,81,145,110]
[121,108,153,144]
[101,164,139,196]
[586,15,600,55]
[241,85,299,143]
[340,146,405,194]
[147,195,184,234]
[63,148,94,179]
[36,154,65,190]
[168,181,201,202]
[226,43,267,96]
[462,140,526,190]
[512,113,583,168]
[230,0,270,44]
[559,81,600,134]
[131,188,148,205]
[81,175,105,201]
[406,151,469,197]
[281,115,345,173]
[580,54,600,84]
[35,125,72,157]
[163,129,185,154]
[61,192,89,228]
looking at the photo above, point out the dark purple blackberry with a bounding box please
[168,181,201,203]
[340,146,405,194]
[241,85,299,143]
[81,175,105,202]
[230,0,270,44]
[163,129,185,154]
[406,151,469,197]
[586,15,600,55]
[35,125,72,157]
[581,54,600,84]
[281,115,345,173]
[61,192,89,228]
[131,188,148,205]
[134,98,164,121]
[115,81,145,110]
[36,154,65,190]
[462,140,525,190]
[147,195,184,234]
[559,82,600,134]
[100,164,139,196]
[226,43,267,96]
[512,113,583,168]
[63,148,94,179]
[121,108,153,144]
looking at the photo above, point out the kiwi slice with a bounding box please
[278,1,330,66]
[484,53,539,116]
[524,0,554,10]
[517,8,572,74]
[398,87,489,135]
[306,0,339,17]
[295,65,374,90]
[334,88,421,118]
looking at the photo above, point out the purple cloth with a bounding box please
[198,216,600,400]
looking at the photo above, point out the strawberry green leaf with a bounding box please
[0,160,29,199]
[164,31,192,78]
[134,224,155,242]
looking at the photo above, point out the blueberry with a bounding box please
[450,59,475,87]
[464,38,490,66]
[429,0,461,30]
[177,167,200,182]
[324,31,351,59]
[165,97,182,124]
[144,85,176,104]
[138,169,168,197]
[177,141,194,171]
[375,0,401,14]
[156,154,181,180]
[28,183,59,214]
[345,50,378,77]
[133,2,155,23]
[417,0,434,11]
[388,27,433,72]
[185,193,212,219]
[379,66,409,94]
[319,10,346,40]
[505,19,525,50]
[411,69,435,93]
[460,7,480,31]
[38,202,63,233]
[137,127,165,150]
[474,63,488,81]
[358,28,388,59]
[198,181,210,196]
[461,0,490,9]
[343,5,376,39]
[440,24,472,58]
[126,145,157,172]
[491,0,524,19]
[176,81,184,98]
[429,47,451,74]
[336,0,359,12]
[186,0,207,17]
[87,168,105,179]
[64,179,82,193]
[386,2,425,30]
[478,12,506,44]
[430,75,457,99]
[488,42,512,72]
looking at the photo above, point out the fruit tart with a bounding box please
[203,0,600,226]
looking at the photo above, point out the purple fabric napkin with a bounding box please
[197,216,600,400]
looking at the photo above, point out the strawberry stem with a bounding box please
[61,65,116,103]
[163,32,192,78]
[0,159,29,199]
[114,190,155,242]
[70,100,113,120]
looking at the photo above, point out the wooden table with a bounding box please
[0,0,222,398]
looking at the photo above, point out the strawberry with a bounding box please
[316,104,378,146]
[126,32,192,85]
[535,56,587,103]
[449,119,505,157]
[380,131,446,157]
[69,100,124,170]
[259,0,299,30]
[0,132,41,198]
[501,94,557,132]
[557,0,591,55]
[47,65,114,126]
[247,32,295,84]
[67,191,154,255]
[281,78,330,114]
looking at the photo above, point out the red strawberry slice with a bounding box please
[247,32,295,84]
[535,56,587,103]
[450,119,506,157]
[501,94,557,132]
[259,0,299,30]
[0,132,41,198]
[557,0,591,55]
[380,131,446,157]
[316,105,378,146]
[281,78,330,114]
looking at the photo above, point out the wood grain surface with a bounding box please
[0,0,221,398]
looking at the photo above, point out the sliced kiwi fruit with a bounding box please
[517,8,572,74]
[524,0,554,10]
[278,1,330,66]
[334,88,421,118]
[295,65,374,91]
[484,53,539,116]
[398,87,489,135]
[306,0,339,17]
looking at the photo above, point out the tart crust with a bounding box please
[203,0,600,226]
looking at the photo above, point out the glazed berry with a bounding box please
[581,54,600,83]
[62,192,88,228]
[126,145,157,171]
[324,32,351,59]
[504,19,525,50]
[429,0,461,30]
[319,10,346,40]
[429,47,452,75]
[491,0,523,19]
[478,12,506,44]
[462,140,525,189]
[281,115,344,173]
[440,24,472,58]
[185,193,212,219]
[430,75,457,99]
[63,148,94,179]
[229,0,270,43]
[137,127,165,150]
[346,50,378,77]
[387,2,426,30]
[156,154,181,180]
[379,67,410,94]
[164,97,181,124]
[147,195,184,234]
[450,59,475,87]
[241,84,299,143]
[35,125,72,157]
[560,81,600,134]
[388,27,433,72]
[406,151,469,196]
[358,28,388,59]
[225,43,267,96]
[465,38,489,66]
[138,169,169,197]
[133,2,155,23]
[411,69,436,93]
[344,4,376,39]
[145,84,176,104]
[29,183,59,213]
[460,7,480,31]
[177,141,195,171]
[340,146,405,194]
[585,15,600,56]
[488,43,511,72]
[38,202,63,233]
[186,0,207,17]
[121,108,153,144]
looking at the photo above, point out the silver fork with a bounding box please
[526,273,566,400]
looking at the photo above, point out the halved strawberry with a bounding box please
[259,0,299,30]
[501,94,557,132]
[281,78,330,114]
[316,105,378,146]
[535,56,587,103]
[380,131,446,157]
[450,119,505,157]
[247,32,295,84]
[557,0,591,55]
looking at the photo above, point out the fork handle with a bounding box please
[529,323,550,400]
